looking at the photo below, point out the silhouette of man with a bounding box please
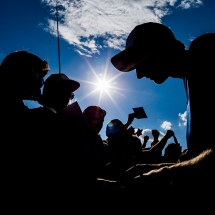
[111,23,215,195]
[0,50,49,114]
[29,73,81,144]
[40,73,80,112]
[83,106,106,136]
[83,106,110,178]
[0,50,49,143]
[28,73,95,194]
[0,50,49,197]
[111,22,215,158]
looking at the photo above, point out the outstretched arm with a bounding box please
[142,135,149,148]
[149,130,174,155]
[132,148,214,190]
[124,113,136,129]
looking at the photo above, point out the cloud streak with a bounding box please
[41,0,203,56]
[178,0,203,9]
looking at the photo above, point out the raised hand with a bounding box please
[166,130,175,138]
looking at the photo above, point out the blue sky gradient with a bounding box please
[1,0,215,150]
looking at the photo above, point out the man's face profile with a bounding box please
[136,61,169,84]
[136,53,169,84]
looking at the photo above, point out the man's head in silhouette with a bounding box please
[83,106,106,135]
[106,119,127,145]
[111,22,186,84]
[0,50,49,101]
[189,33,215,70]
[41,73,80,112]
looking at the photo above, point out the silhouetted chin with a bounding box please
[153,76,168,84]
[136,73,168,84]
[137,73,143,79]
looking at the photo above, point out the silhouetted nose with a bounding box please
[136,70,144,79]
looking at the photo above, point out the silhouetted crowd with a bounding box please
[1,22,215,209]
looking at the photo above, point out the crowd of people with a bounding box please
[1,22,214,207]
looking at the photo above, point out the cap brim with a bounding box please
[56,79,80,92]
[111,46,153,72]
[111,37,185,73]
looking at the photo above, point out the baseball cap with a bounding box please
[43,73,80,94]
[111,22,185,72]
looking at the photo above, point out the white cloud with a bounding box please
[179,111,187,126]
[161,121,172,130]
[75,49,92,57]
[104,37,125,50]
[178,0,203,9]
[41,0,204,57]
[139,128,165,142]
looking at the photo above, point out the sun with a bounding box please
[76,56,127,109]
[96,79,110,92]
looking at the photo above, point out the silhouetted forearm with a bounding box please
[169,148,214,181]
[149,135,170,155]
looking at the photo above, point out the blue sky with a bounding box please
[1,0,215,150]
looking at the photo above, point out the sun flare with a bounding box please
[77,57,127,109]
[96,79,110,92]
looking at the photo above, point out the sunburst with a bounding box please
[74,54,134,113]
[96,79,110,92]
